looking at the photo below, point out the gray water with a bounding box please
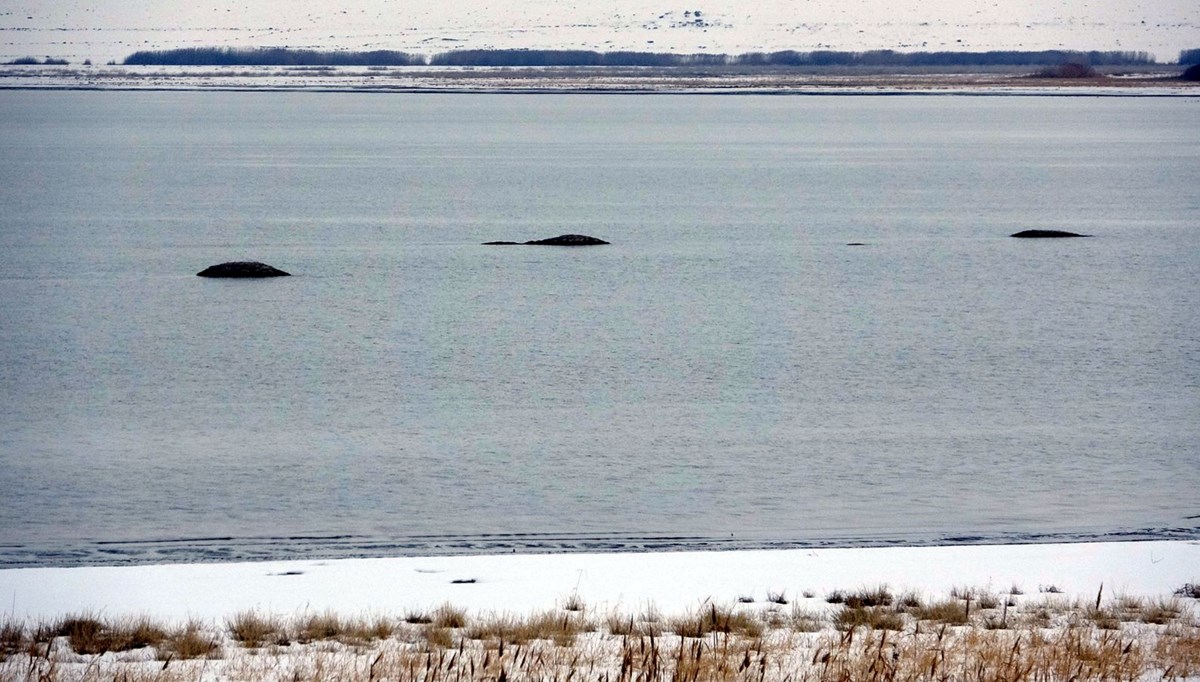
[1,91,1197,567]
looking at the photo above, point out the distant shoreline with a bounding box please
[1,63,1196,95]
[6,524,1197,570]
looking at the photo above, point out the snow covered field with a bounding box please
[0,63,1195,94]
[2,542,1198,682]
[2,541,1195,621]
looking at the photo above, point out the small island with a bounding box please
[196,261,291,277]
[1009,230,1089,238]
[484,234,610,246]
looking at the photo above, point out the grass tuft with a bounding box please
[843,585,893,608]
[403,610,433,625]
[465,610,592,646]
[562,592,585,612]
[158,619,219,660]
[56,615,107,654]
[52,613,168,654]
[423,625,454,649]
[896,591,922,609]
[912,597,970,625]
[1139,598,1183,625]
[227,610,286,648]
[835,605,904,631]
[0,618,25,661]
[295,611,345,643]
[789,606,825,632]
[668,604,763,638]
[606,611,660,636]
[432,603,468,629]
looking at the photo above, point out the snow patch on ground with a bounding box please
[1,541,1195,621]
[0,0,1196,65]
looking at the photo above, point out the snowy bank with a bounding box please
[2,541,1196,622]
[1,64,1198,95]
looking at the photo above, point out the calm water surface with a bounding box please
[0,92,1197,566]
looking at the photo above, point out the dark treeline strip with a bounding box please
[123,46,1161,68]
[1180,48,1200,65]
[5,56,71,65]
[123,47,425,66]
[733,49,1155,66]
[427,49,730,66]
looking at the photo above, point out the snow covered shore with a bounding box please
[1,63,1195,95]
[2,542,1197,682]
[2,541,1195,622]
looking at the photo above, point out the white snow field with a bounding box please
[0,0,1197,65]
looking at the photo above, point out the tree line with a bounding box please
[122,46,1177,68]
[122,47,425,66]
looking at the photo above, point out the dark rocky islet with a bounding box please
[196,261,291,277]
[1010,230,1089,239]
[484,234,610,246]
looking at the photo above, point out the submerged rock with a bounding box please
[524,234,610,246]
[1010,230,1088,239]
[196,261,291,278]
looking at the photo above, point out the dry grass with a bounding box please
[422,625,454,649]
[830,585,894,609]
[2,588,1196,682]
[464,609,593,647]
[562,592,586,612]
[0,619,25,662]
[808,625,1159,682]
[1150,622,1200,678]
[47,613,170,655]
[402,609,433,625]
[431,603,468,629]
[227,610,287,648]
[606,611,663,637]
[158,619,220,660]
[1139,599,1184,625]
[835,605,905,631]
[668,604,765,639]
[790,606,825,633]
[911,596,971,625]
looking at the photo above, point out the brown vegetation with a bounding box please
[1,589,1196,682]
[1034,63,1100,78]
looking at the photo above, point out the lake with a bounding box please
[0,91,1197,567]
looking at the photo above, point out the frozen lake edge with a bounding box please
[2,64,1198,95]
